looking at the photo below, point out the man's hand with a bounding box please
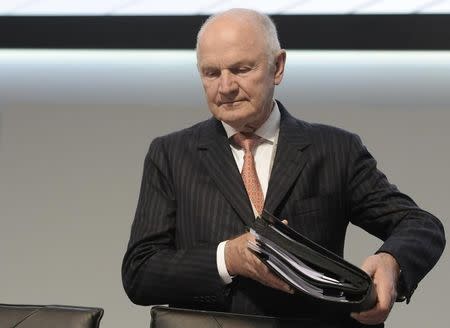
[224,230,293,294]
[351,252,400,325]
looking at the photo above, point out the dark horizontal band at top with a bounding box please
[1,14,449,50]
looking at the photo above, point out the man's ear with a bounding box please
[273,50,286,85]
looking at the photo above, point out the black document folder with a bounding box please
[249,210,377,312]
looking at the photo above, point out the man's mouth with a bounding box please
[220,100,243,106]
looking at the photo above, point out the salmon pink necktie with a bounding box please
[232,132,264,215]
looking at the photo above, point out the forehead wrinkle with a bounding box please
[198,35,267,70]
[199,54,263,74]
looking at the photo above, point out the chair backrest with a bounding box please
[149,306,362,328]
[150,306,279,328]
[0,303,103,328]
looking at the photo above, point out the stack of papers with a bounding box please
[247,211,377,311]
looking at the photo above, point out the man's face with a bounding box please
[197,17,285,132]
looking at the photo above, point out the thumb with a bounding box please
[361,256,377,277]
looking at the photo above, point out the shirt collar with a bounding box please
[222,101,280,144]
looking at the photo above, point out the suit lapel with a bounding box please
[264,104,311,215]
[197,118,255,226]
[196,104,311,225]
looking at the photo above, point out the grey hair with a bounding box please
[196,8,281,62]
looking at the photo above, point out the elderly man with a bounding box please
[122,9,445,327]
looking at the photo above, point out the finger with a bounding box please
[361,259,376,277]
[351,304,382,325]
[226,233,293,295]
[351,307,388,325]
[351,302,385,325]
[256,268,293,294]
[369,266,396,317]
[264,271,293,294]
[225,233,256,276]
[250,256,293,294]
[352,254,398,325]
[351,281,393,325]
[281,219,288,225]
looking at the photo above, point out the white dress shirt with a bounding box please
[216,102,281,283]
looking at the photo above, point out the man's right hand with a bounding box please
[224,231,293,294]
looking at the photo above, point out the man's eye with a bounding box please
[203,70,219,78]
[235,67,251,74]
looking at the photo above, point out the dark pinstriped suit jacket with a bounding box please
[122,102,445,326]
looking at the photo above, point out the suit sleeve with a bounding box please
[346,133,445,303]
[121,137,227,308]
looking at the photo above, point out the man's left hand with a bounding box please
[351,252,400,325]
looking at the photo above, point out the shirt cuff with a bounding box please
[216,240,234,284]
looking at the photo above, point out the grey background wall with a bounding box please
[0,50,448,327]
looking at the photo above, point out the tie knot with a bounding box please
[232,132,260,152]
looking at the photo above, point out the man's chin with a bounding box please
[221,118,257,133]
[220,117,245,130]
[210,105,255,130]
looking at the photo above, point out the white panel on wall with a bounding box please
[1,50,450,109]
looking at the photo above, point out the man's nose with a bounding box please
[218,71,238,95]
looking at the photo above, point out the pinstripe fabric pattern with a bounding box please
[122,102,445,324]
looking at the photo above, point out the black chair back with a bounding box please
[0,303,103,328]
